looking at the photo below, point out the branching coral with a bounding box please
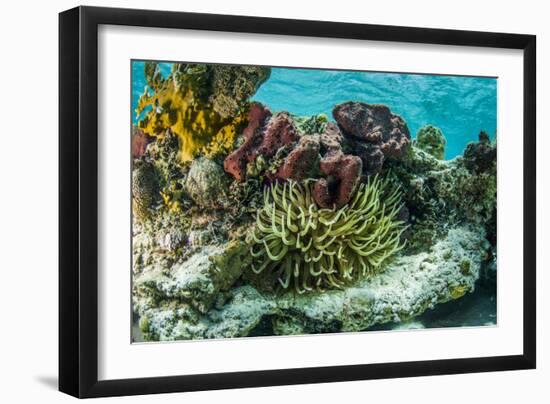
[250,176,407,293]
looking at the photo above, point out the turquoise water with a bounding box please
[132,61,497,159]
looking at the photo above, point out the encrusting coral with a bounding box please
[249,175,407,293]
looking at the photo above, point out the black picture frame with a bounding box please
[59,5,536,398]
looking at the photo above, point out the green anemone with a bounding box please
[250,175,407,293]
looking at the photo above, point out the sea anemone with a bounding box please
[250,176,407,293]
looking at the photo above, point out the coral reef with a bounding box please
[386,135,496,254]
[142,129,189,213]
[249,177,406,293]
[131,63,497,342]
[133,225,485,340]
[414,125,446,160]
[134,240,251,315]
[136,63,270,161]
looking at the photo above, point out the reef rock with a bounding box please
[207,65,271,119]
[333,102,411,175]
[386,141,496,253]
[134,239,251,316]
[134,225,485,340]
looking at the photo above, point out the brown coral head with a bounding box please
[313,152,362,209]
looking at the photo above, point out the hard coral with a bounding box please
[333,101,411,175]
[250,176,406,293]
[208,65,271,119]
[143,130,187,213]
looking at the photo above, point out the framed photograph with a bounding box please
[59,6,536,398]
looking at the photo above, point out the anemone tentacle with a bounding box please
[250,175,407,293]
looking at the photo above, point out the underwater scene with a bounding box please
[131,61,497,342]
